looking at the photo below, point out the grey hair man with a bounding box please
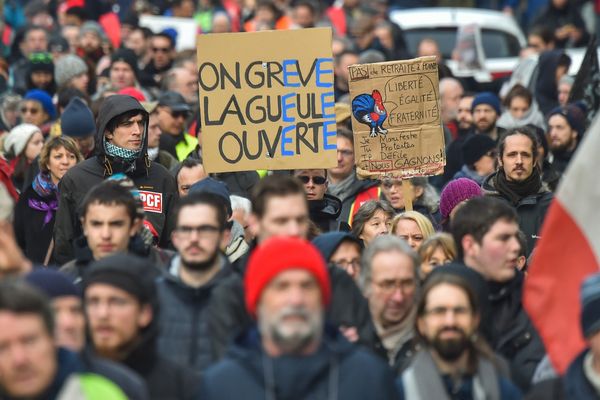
[359,234,420,374]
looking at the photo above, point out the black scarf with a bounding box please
[494,168,542,205]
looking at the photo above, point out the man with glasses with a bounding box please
[397,268,521,398]
[157,91,197,161]
[293,168,347,232]
[142,32,175,88]
[359,235,420,375]
[327,127,380,226]
[155,191,234,373]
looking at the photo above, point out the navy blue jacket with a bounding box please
[199,327,400,400]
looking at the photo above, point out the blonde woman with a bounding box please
[391,211,435,250]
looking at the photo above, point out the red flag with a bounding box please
[524,115,600,374]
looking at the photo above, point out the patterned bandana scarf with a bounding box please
[30,172,59,227]
[105,140,141,162]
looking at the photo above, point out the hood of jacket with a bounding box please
[312,231,361,261]
[94,95,149,177]
[225,325,357,398]
[309,193,342,220]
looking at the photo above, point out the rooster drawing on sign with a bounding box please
[352,89,388,137]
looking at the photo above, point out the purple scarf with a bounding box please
[29,172,59,227]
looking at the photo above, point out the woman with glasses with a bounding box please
[2,123,45,192]
[13,136,83,264]
[20,89,56,136]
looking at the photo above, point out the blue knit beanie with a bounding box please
[189,177,232,217]
[25,269,80,298]
[24,89,56,120]
[581,273,600,337]
[61,97,95,138]
[471,92,501,115]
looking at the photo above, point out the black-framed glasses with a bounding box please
[170,110,188,119]
[152,47,170,53]
[175,224,221,237]
[297,175,327,185]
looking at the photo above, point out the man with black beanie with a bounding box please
[84,253,199,400]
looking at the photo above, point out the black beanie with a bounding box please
[28,52,54,74]
[61,97,96,138]
[83,254,155,304]
[462,134,496,166]
[110,48,139,79]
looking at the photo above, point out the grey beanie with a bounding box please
[55,55,88,87]
[80,21,107,41]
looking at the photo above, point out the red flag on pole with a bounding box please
[524,115,600,374]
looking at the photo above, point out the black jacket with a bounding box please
[487,271,546,392]
[13,184,57,264]
[482,171,553,256]
[155,254,234,373]
[199,327,400,400]
[526,350,598,400]
[209,253,382,362]
[53,95,177,264]
[308,194,346,233]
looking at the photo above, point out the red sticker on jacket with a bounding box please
[139,191,163,213]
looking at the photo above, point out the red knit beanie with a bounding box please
[244,236,331,317]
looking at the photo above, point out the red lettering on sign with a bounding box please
[139,191,163,213]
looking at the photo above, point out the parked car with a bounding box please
[389,8,526,84]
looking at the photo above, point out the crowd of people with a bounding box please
[0,0,599,399]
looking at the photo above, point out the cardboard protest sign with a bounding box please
[348,56,445,179]
[197,28,337,173]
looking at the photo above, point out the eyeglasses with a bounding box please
[337,149,353,158]
[424,306,472,319]
[175,224,221,237]
[331,258,360,269]
[297,175,327,185]
[21,107,40,115]
[170,110,188,119]
[152,47,171,53]
[373,278,415,294]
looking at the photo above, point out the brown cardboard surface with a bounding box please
[348,56,446,179]
[197,28,337,173]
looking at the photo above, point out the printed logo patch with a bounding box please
[139,191,163,213]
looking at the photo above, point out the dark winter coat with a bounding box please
[199,327,400,400]
[59,236,168,286]
[155,254,234,373]
[482,171,553,256]
[486,271,546,392]
[526,350,600,400]
[53,95,177,265]
[13,184,57,264]
[308,194,347,233]
[207,258,382,362]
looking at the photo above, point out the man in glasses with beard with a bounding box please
[398,268,521,399]
[199,236,399,399]
[155,191,233,373]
